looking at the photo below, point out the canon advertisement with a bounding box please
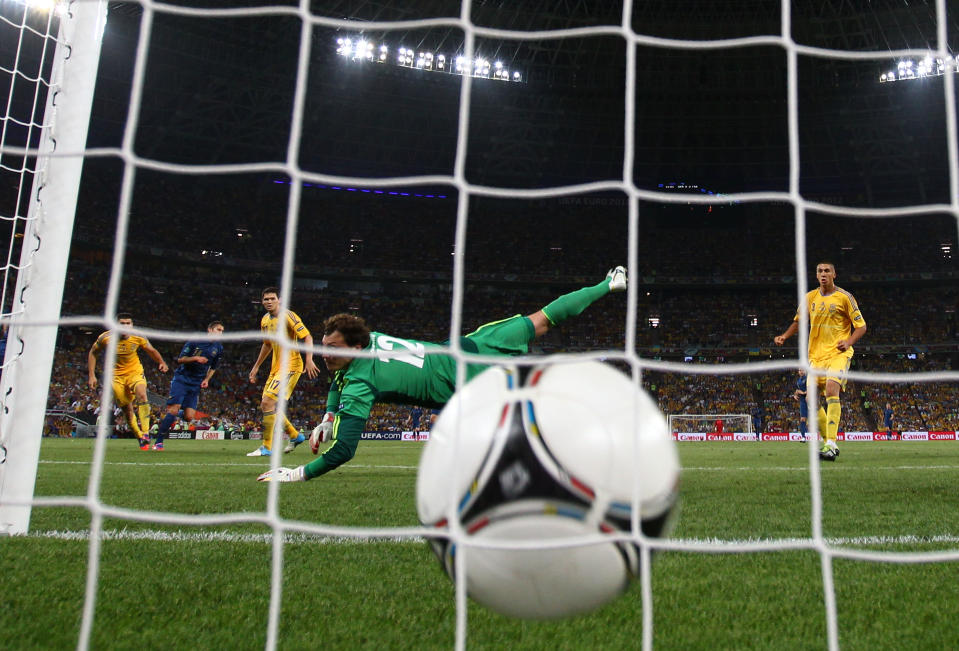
[671,431,958,442]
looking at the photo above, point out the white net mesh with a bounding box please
[2,1,959,649]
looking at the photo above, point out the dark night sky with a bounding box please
[63,0,956,204]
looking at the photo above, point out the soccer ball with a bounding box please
[416,360,680,619]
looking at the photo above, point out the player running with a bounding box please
[258,266,628,482]
[87,313,169,449]
[152,321,225,450]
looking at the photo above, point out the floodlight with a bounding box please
[332,36,523,82]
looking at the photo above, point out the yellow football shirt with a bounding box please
[261,310,309,374]
[94,332,150,376]
[794,287,866,362]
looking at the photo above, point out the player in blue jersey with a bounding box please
[793,369,808,441]
[258,266,628,482]
[152,321,225,450]
[882,402,894,440]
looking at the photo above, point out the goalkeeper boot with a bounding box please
[283,433,306,453]
[606,266,627,292]
[138,437,150,451]
[246,446,271,457]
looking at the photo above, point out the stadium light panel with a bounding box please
[880,54,958,82]
[334,36,522,82]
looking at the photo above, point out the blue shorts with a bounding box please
[167,376,201,410]
[799,400,808,418]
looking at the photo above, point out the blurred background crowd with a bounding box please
[32,170,958,438]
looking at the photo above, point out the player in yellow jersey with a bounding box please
[247,287,319,456]
[87,313,169,450]
[774,261,866,461]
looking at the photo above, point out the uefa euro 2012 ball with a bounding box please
[416,360,680,619]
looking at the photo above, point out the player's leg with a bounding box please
[132,376,152,446]
[799,400,808,440]
[819,357,849,461]
[156,378,187,449]
[113,378,146,447]
[528,266,627,337]
[281,372,307,453]
[252,390,278,456]
[153,404,180,450]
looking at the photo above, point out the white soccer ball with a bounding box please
[416,360,680,619]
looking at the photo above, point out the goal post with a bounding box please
[667,413,754,435]
[0,0,108,535]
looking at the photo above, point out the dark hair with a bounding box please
[261,286,279,298]
[207,320,223,331]
[324,313,371,348]
[816,260,836,272]
[116,312,133,321]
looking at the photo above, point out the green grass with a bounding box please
[2,438,959,649]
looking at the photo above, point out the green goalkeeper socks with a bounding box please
[541,279,610,327]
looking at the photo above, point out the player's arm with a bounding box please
[174,342,191,366]
[837,324,866,352]
[303,413,366,479]
[837,301,866,352]
[140,339,169,373]
[300,333,319,379]
[86,339,103,389]
[249,341,271,383]
[774,321,799,346]
[201,368,216,389]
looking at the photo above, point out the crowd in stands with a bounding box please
[32,166,957,437]
[72,164,957,286]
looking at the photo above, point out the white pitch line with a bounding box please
[38,460,959,472]
[683,465,959,471]
[38,460,419,470]
[18,528,959,547]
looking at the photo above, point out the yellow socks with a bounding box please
[825,397,841,445]
[137,402,151,437]
[283,416,298,439]
[262,412,276,450]
[127,411,143,438]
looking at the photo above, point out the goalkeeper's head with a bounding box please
[321,313,370,372]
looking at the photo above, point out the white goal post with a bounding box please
[0,0,107,535]
[667,413,754,434]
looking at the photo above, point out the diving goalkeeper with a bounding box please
[257,266,627,482]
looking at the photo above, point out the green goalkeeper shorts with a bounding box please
[459,314,535,357]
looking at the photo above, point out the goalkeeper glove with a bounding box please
[310,412,334,454]
[256,466,306,482]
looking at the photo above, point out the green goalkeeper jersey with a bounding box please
[304,318,536,479]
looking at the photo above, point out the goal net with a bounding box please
[1,1,958,650]
[668,414,753,435]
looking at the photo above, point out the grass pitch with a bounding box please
[2,438,958,650]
